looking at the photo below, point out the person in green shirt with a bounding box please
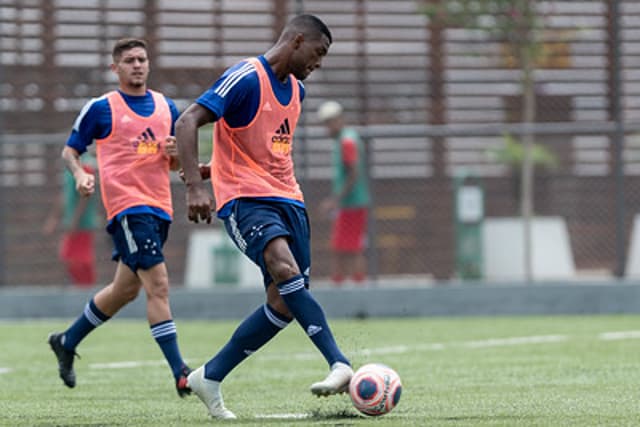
[317,101,370,285]
[43,154,99,287]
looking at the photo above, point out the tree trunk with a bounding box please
[519,6,537,284]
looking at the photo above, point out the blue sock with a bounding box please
[62,299,110,351]
[151,320,186,379]
[277,275,350,367]
[204,304,290,382]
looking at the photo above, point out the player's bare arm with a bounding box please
[178,162,211,182]
[61,145,95,197]
[175,103,216,223]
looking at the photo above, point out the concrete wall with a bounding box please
[2,283,639,320]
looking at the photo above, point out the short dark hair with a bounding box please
[112,38,148,62]
[286,14,332,44]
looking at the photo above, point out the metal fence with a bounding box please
[1,0,639,286]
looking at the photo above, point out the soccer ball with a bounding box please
[349,363,402,416]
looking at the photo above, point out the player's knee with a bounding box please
[266,257,299,284]
[145,279,170,301]
[120,285,141,303]
[264,239,300,283]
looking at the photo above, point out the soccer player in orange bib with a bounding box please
[47,38,192,398]
[176,15,352,419]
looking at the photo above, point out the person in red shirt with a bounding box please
[318,100,371,285]
[43,158,99,287]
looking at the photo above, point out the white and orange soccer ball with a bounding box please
[348,363,402,416]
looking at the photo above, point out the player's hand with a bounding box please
[186,182,213,224]
[74,171,95,197]
[320,197,338,215]
[199,163,211,180]
[164,136,181,171]
[164,136,178,157]
[42,217,57,235]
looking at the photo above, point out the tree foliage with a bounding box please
[423,0,546,69]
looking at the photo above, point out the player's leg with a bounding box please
[136,262,191,396]
[265,236,351,383]
[339,253,361,284]
[188,283,293,419]
[350,208,368,283]
[67,261,95,287]
[48,261,141,388]
[336,208,367,284]
[204,202,296,383]
[93,261,142,314]
[125,214,191,397]
[65,230,96,287]
[331,249,348,287]
[201,294,291,383]
[263,204,352,395]
[188,294,287,420]
[329,214,345,285]
[188,203,296,418]
[76,231,97,287]
[352,251,367,283]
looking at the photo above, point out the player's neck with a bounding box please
[118,84,147,96]
[263,48,289,83]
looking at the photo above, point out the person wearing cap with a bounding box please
[317,100,370,286]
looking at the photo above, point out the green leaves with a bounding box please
[488,133,558,169]
[423,0,544,47]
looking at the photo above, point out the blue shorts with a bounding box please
[109,214,170,272]
[222,198,311,288]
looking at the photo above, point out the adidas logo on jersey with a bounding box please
[271,118,292,154]
[133,127,160,154]
[274,118,291,137]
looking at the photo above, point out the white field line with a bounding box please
[90,359,169,369]
[254,413,310,419]
[599,330,640,340]
[87,334,565,370]
[462,335,568,348]
[0,368,11,375]
[87,330,639,371]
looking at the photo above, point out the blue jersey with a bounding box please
[196,55,305,127]
[66,90,180,225]
[195,55,306,217]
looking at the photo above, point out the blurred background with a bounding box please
[1,0,639,289]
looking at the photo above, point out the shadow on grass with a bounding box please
[252,408,362,424]
[309,408,362,420]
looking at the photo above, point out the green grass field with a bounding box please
[1,315,640,426]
